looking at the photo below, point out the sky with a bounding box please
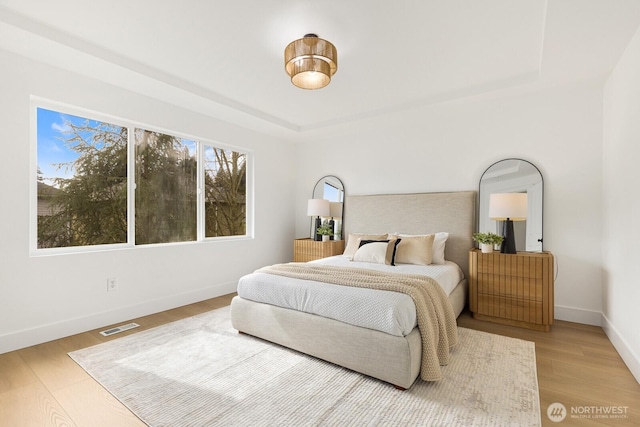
[37,107,92,186]
[324,182,342,202]
[37,107,199,188]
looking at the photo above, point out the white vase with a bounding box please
[322,235,330,242]
[481,243,493,253]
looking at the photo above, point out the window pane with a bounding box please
[204,145,247,237]
[135,129,197,244]
[36,108,128,248]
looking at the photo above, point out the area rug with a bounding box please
[69,306,540,426]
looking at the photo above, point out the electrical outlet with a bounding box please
[107,277,118,292]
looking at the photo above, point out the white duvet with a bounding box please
[236,256,463,337]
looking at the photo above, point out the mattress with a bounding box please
[236,256,464,337]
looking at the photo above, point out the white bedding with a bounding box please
[236,256,463,337]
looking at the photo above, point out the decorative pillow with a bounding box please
[352,239,401,265]
[343,233,388,257]
[392,234,435,265]
[358,239,402,265]
[389,232,448,264]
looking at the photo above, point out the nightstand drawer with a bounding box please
[476,275,543,301]
[294,238,345,262]
[476,252,547,279]
[476,295,544,325]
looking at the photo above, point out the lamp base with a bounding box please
[314,216,322,241]
[501,219,517,254]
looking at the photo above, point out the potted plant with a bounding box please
[317,224,334,242]
[472,232,504,253]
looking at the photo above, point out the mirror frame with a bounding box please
[310,175,345,240]
[478,158,544,252]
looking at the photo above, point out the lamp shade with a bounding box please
[329,202,343,218]
[285,34,337,90]
[307,199,330,217]
[489,193,528,221]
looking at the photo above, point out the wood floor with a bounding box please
[457,313,639,426]
[1,293,638,426]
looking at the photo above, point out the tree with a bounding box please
[37,119,128,248]
[134,129,197,244]
[204,148,246,237]
[37,113,247,249]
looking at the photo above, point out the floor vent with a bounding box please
[100,322,140,337]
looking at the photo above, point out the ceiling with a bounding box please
[1,0,640,140]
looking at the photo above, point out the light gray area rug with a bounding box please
[69,307,540,426]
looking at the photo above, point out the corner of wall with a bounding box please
[554,305,602,327]
[602,313,640,384]
[0,280,237,355]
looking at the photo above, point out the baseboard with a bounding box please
[554,304,602,326]
[0,281,237,355]
[601,313,640,385]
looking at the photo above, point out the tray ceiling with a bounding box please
[1,0,639,138]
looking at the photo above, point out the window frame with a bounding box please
[30,97,254,256]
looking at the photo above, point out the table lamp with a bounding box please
[489,193,528,254]
[307,199,330,241]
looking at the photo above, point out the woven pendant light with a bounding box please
[284,34,338,90]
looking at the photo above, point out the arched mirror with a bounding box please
[310,175,345,241]
[479,159,543,252]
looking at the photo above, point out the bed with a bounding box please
[230,191,476,389]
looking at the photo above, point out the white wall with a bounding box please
[295,80,605,326]
[0,49,296,353]
[603,27,640,383]
[0,40,620,365]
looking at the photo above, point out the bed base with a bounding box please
[230,279,467,389]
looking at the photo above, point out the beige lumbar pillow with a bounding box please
[393,234,435,265]
[343,233,388,257]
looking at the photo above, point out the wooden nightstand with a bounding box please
[294,238,345,262]
[469,249,554,331]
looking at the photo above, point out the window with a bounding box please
[36,108,128,249]
[35,104,251,253]
[203,145,247,238]
[134,129,198,245]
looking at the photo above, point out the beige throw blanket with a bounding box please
[257,263,458,381]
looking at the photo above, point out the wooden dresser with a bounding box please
[468,249,554,331]
[293,238,345,262]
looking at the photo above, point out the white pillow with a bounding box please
[432,232,449,265]
[352,240,398,265]
[343,233,388,257]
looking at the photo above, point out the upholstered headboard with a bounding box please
[344,191,476,278]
